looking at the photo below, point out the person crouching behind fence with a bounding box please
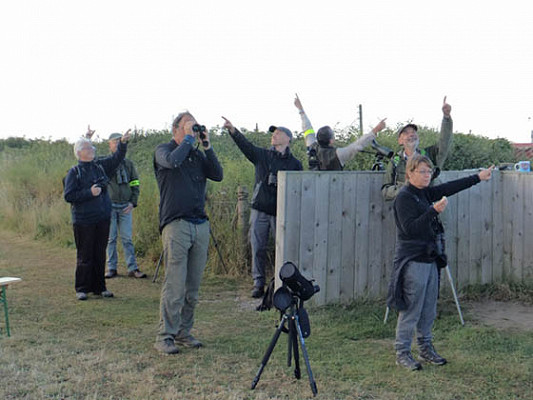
[388,154,493,370]
[64,129,131,301]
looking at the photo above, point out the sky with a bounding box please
[1,1,532,143]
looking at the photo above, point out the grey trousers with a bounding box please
[250,209,276,288]
[156,219,209,342]
[394,260,439,354]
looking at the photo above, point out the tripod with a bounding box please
[251,294,318,396]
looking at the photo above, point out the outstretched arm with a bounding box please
[336,118,387,166]
[222,116,262,164]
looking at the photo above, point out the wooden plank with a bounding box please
[456,179,471,289]
[480,175,493,284]
[522,175,533,281]
[354,172,371,298]
[380,172,396,298]
[501,172,515,281]
[468,175,483,285]
[491,170,504,283]
[326,173,343,303]
[281,172,302,266]
[511,173,525,281]
[298,173,317,281]
[312,172,330,305]
[367,172,383,299]
[340,173,357,303]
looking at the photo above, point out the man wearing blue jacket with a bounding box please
[153,112,223,355]
[222,116,303,298]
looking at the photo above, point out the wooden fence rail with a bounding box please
[275,170,533,306]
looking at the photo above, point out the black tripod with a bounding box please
[251,294,318,396]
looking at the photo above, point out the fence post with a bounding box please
[237,186,250,263]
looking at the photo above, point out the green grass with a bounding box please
[1,230,532,399]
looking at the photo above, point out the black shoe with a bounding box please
[418,344,447,365]
[251,286,264,298]
[105,270,118,279]
[396,352,422,371]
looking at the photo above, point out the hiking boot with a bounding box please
[251,286,264,298]
[396,351,422,371]
[76,292,88,301]
[418,344,447,365]
[175,334,203,348]
[128,269,147,279]
[105,270,118,279]
[154,338,180,355]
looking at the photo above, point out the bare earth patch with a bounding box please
[467,300,533,331]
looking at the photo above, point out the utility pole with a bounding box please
[358,104,363,135]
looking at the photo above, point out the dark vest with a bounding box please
[314,143,343,171]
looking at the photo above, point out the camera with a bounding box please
[279,261,320,302]
[371,139,394,159]
[93,175,110,189]
[307,147,319,171]
[192,124,209,147]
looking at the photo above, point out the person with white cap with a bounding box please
[382,97,453,201]
[222,116,303,298]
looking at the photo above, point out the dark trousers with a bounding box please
[73,219,111,293]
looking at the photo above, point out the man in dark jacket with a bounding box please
[222,116,303,298]
[153,112,223,355]
[64,130,130,301]
[103,133,146,279]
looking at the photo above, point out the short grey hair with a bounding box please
[73,138,93,160]
[172,111,194,130]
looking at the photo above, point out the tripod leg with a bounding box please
[445,265,465,326]
[210,227,228,274]
[152,251,164,283]
[290,318,301,379]
[251,315,288,390]
[294,314,318,396]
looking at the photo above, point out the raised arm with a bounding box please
[294,94,316,148]
[336,118,387,166]
[435,96,453,169]
[222,116,262,164]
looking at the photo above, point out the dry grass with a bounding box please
[1,229,532,400]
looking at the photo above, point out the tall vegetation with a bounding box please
[0,127,517,275]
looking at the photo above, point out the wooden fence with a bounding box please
[274,170,533,306]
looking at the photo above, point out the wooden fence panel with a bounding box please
[340,174,357,302]
[276,171,533,306]
[326,174,343,302]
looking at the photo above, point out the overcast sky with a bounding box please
[1,1,532,143]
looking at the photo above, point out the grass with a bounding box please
[1,229,532,400]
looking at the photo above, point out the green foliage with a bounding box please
[0,126,520,276]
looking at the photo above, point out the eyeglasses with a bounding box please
[81,145,95,151]
[415,169,433,175]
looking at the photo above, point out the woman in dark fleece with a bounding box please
[64,130,130,301]
[388,154,493,370]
